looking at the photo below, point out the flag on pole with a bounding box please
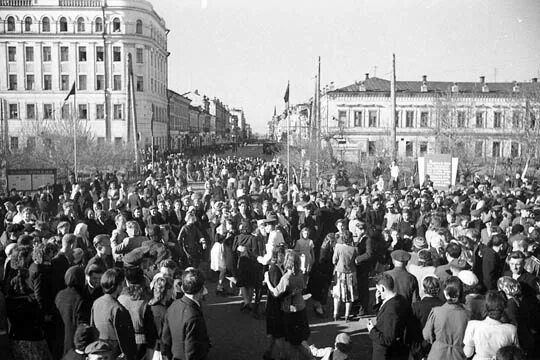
[64,82,76,102]
[284,82,289,104]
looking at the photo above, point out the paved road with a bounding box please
[202,280,373,360]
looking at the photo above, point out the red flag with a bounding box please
[64,82,76,102]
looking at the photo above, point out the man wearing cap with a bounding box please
[85,340,113,360]
[62,324,99,360]
[309,332,352,360]
[384,250,419,305]
[366,199,385,236]
[434,243,462,285]
[87,235,114,272]
[178,212,207,269]
[162,268,211,360]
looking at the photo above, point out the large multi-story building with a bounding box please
[0,0,169,152]
[167,89,190,151]
[319,74,540,162]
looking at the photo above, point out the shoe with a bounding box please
[333,315,339,322]
[314,308,325,318]
[357,307,366,317]
[240,304,250,313]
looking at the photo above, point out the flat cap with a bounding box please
[73,324,99,351]
[85,340,112,355]
[391,249,411,262]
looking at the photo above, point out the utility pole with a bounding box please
[102,0,111,142]
[390,54,397,161]
[315,56,321,189]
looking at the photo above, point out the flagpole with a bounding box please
[286,82,291,201]
[73,83,78,182]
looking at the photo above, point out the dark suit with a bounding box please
[482,247,503,291]
[369,294,411,360]
[161,296,211,360]
[409,296,444,360]
[55,287,91,355]
[355,234,374,312]
[385,267,419,305]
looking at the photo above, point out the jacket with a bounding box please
[161,296,211,360]
[55,287,91,355]
[332,243,357,273]
[385,267,420,304]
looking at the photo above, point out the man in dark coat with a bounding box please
[481,234,504,291]
[366,199,385,236]
[354,221,374,316]
[368,273,411,360]
[504,250,539,298]
[384,250,419,305]
[161,268,211,360]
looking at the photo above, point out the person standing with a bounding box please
[368,273,412,360]
[161,267,211,360]
[390,161,399,190]
[385,250,419,305]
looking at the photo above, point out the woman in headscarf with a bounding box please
[54,266,91,356]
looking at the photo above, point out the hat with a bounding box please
[449,258,470,271]
[413,236,428,250]
[264,213,278,224]
[73,324,99,351]
[123,247,151,267]
[93,234,110,247]
[391,250,411,263]
[85,340,112,355]
[457,270,478,286]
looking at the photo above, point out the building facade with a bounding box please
[167,89,190,151]
[320,74,540,163]
[0,0,169,152]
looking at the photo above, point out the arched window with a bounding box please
[95,17,103,33]
[42,17,50,32]
[112,18,121,32]
[135,19,143,34]
[7,16,15,32]
[59,17,68,32]
[24,17,32,32]
[77,17,85,32]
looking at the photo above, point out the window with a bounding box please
[405,110,414,128]
[8,47,16,62]
[78,47,87,62]
[457,111,466,127]
[419,141,428,155]
[42,46,51,62]
[136,76,144,92]
[113,75,122,90]
[368,110,378,127]
[511,142,519,157]
[7,16,15,32]
[337,111,347,127]
[112,18,121,32]
[405,141,413,157]
[25,74,34,90]
[474,141,483,158]
[492,141,501,158]
[78,75,87,90]
[42,17,50,32]
[512,112,521,128]
[113,104,123,119]
[96,46,104,62]
[77,18,85,32]
[97,137,105,145]
[61,75,69,91]
[8,75,17,90]
[475,112,484,128]
[26,104,35,119]
[8,104,18,119]
[96,104,105,120]
[529,112,536,130]
[10,137,18,150]
[95,17,103,32]
[78,104,88,120]
[43,104,53,119]
[395,111,400,127]
[24,17,32,32]
[494,112,502,128]
[61,104,70,119]
[43,138,52,150]
[59,17,68,32]
[136,19,143,34]
[96,75,105,90]
[113,46,121,62]
[136,48,143,63]
[368,141,376,156]
[60,46,69,62]
[114,137,123,147]
[25,47,34,62]
[43,75,52,90]
[353,111,362,127]
[27,137,35,150]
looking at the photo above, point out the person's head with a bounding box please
[485,290,507,321]
[93,234,111,256]
[341,230,353,246]
[100,268,124,296]
[57,221,70,235]
[491,234,505,250]
[85,264,104,289]
[150,273,170,303]
[375,273,395,300]
[334,333,352,354]
[507,251,525,276]
[422,276,440,298]
[443,276,463,304]
[125,221,141,237]
[73,324,99,352]
[32,242,57,264]
[270,245,286,266]
[496,345,526,360]
[85,340,113,360]
[114,214,126,231]
[283,250,301,275]
[159,259,177,279]
[181,267,207,302]
[335,219,345,232]
[445,243,462,263]
[65,265,85,290]
[61,234,76,255]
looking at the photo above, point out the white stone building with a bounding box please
[0,0,169,152]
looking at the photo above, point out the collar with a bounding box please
[381,293,396,307]
[184,294,201,308]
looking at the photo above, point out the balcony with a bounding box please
[59,0,102,7]
[0,0,32,6]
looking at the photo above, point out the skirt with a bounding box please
[11,339,52,360]
[210,243,226,271]
[332,272,358,303]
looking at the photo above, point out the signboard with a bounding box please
[7,169,57,192]
[418,155,458,190]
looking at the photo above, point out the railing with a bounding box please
[0,0,33,6]
[59,0,102,7]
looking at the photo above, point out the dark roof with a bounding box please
[333,77,540,95]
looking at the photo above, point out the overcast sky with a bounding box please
[148,0,540,133]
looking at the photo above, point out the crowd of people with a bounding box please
[0,152,539,360]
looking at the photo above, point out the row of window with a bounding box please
[8,45,137,63]
[338,109,536,129]
[8,136,126,151]
[8,73,128,92]
[6,103,124,121]
[5,16,130,34]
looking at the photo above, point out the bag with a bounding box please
[151,349,163,360]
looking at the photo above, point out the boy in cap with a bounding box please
[384,250,419,305]
[309,332,352,360]
[62,324,98,360]
[85,340,112,360]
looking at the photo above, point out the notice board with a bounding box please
[6,169,57,192]
[418,155,458,190]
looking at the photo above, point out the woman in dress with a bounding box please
[332,230,358,322]
[263,245,286,360]
[293,227,315,285]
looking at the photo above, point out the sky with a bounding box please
[148,0,540,134]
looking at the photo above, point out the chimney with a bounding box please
[533,78,538,83]
[480,76,485,84]
[422,75,427,83]
[365,73,369,80]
